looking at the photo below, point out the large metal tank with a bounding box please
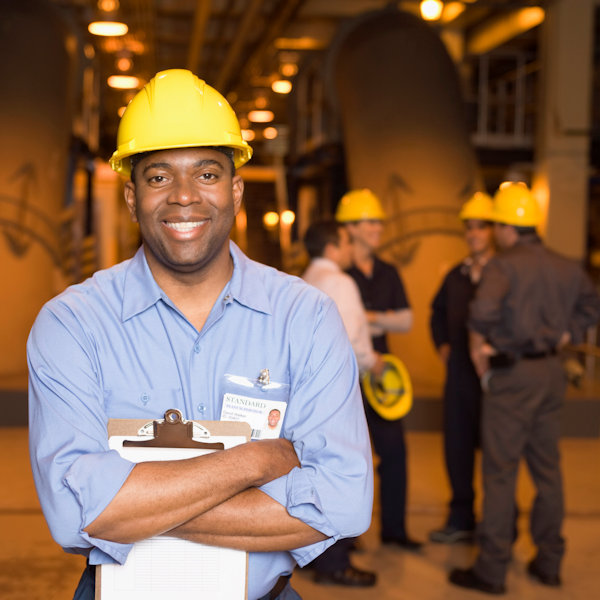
[326,7,479,395]
[0,0,77,386]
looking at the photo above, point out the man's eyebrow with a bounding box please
[141,158,226,175]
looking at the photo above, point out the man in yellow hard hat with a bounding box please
[27,69,374,600]
[336,189,422,551]
[429,192,494,544]
[449,182,600,594]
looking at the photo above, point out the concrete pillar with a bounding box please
[534,0,594,260]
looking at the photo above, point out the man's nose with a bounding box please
[168,178,198,205]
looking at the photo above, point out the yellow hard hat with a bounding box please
[492,182,541,226]
[361,354,413,420]
[110,69,253,177]
[335,189,386,222]
[459,192,494,221]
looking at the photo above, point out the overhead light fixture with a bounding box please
[107,75,141,89]
[116,56,133,72]
[88,0,128,37]
[263,211,280,228]
[280,210,296,226]
[272,80,292,94]
[241,129,256,142]
[263,127,278,140]
[248,110,274,123]
[88,21,128,36]
[274,37,325,51]
[420,0,444,21]
[280,63,298,78]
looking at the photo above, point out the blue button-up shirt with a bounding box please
[28,241,373,600]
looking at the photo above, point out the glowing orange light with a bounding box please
[263,211,280,228]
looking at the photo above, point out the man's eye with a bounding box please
[148,175,167,184]
[199,172,218,181]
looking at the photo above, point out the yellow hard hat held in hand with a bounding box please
[110,69,253,177]
[362,354,413,420]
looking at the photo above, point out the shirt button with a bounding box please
[224,295,230,302]
[140,392,150,404]
[194,343,200,354]
[197,404,206,413]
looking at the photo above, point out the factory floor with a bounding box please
[1,428,598,599]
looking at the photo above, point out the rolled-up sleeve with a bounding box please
[258,299,374,566]
[28,306,135,565]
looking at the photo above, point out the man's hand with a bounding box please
[250,438,300,487]
[369,353,386,378]
[469,330,496,378]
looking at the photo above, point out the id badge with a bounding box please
[220,370,289,440]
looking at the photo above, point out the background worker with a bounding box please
[449,182,600,594]
[337,189,422,551]
[301,219,383,587]
[27,69,374,600]
[429,192,495,543]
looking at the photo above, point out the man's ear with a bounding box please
[232,174,244,215]
[124,181,138,223]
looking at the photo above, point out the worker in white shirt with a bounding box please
[301,219,382,587]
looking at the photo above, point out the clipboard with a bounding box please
[96,409,252,600]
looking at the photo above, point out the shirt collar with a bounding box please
[309,257,342,273]
[122,247,166,321]
[227,241,272,315]
[121,241,272,322]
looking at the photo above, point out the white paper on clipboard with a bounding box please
[98,425,249,600]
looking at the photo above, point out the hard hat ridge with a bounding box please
[110,69,253,177]
[335,188,386,222]
[492,182,541,227]
[459,192,494,222]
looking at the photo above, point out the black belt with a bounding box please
[267,574,291,599]
[489,350,556,368]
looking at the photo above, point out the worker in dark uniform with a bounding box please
[429,192,495,544]
[449,182,600,594]
[337,189,422,552]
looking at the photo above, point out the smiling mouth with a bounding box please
[164,221,206,232]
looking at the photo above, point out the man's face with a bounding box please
[268,410,280,428]
[346,219,384,252]
[464,219,493,256]
[124,147,243,280]
[493,222,514,250]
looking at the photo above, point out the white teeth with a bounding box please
[165,221,204,232]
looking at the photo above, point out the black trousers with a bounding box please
[364,397,408,539]
[443,355,482,530]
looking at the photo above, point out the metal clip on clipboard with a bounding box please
[123,408,225,450]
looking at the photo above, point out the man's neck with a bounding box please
[146,247,234,331]
[352,243,374,274]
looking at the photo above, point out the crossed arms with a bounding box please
[85,438,326,552]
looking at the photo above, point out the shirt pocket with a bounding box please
[103,386,182,418]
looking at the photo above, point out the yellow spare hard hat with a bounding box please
[335,189,386,222]
[361,354,413,420]
[459,192,494,222]
[110,69,253,177]
[492,182,541,227]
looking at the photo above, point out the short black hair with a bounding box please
[129,146,236,183]
[303,220,344,259]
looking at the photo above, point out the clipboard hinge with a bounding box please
[123,409,225,450]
